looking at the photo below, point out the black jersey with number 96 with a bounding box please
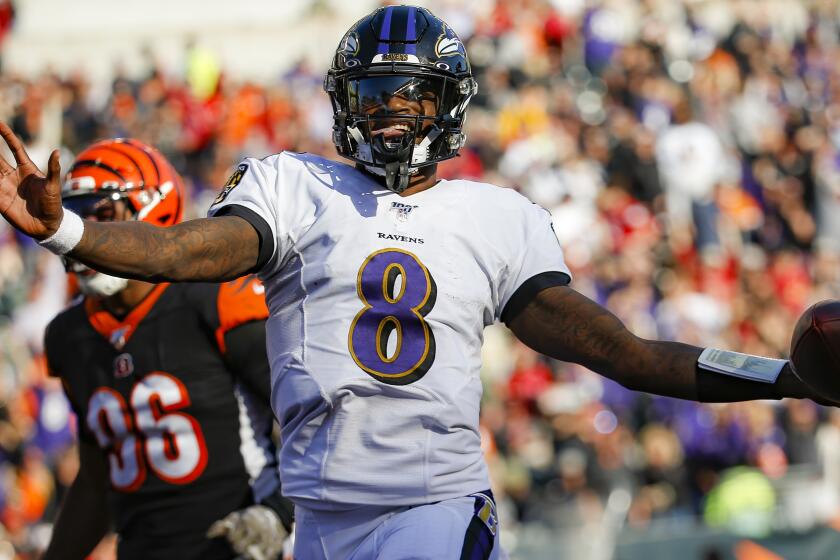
[45,278,277,560]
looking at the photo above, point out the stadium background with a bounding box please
[2,0,840,558]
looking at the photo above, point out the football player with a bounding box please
[0,6,830,560]
[38,139,293,560]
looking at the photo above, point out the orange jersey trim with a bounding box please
[85,284,170,349]
[215,276,269,353]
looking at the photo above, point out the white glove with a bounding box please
[207,504,288,560]
[282,523,295,560]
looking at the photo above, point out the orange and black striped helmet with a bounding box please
[62,139,184,227]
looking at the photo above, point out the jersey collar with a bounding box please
[85,283,170,350]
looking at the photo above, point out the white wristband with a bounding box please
[38,209,84,255]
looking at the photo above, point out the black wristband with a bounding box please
[696,361,782,403]
[260,492,295,533]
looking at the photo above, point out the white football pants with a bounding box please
[293,491,499,560]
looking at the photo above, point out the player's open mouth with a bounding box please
[371,123,413,139]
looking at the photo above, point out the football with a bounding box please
[790,300,840,401]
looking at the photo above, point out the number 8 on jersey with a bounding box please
[349,249,437,385]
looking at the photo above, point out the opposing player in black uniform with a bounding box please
[41,139,293,560]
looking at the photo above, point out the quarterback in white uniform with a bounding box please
[207,151,569,513]
[0,5,829,560]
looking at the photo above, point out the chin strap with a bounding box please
[384,161,411,193]
[370,132,414,193]
[350,125,444,193]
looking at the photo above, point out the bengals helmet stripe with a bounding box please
[98,143,150,185]
[69,159,127,182]
[120,138,162,184]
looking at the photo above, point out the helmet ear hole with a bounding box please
[447,132,466,150]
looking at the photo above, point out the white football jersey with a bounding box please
[208,152,570,509]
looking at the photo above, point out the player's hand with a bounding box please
[0,122,64,240]
[207,504,287,560]
[770,361,840,407]
[782,361,840,407]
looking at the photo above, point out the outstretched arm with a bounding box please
[508,286,819,403]
[71,216,259,282]
[0,122,259,282]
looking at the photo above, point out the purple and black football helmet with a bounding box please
[324,5,478,193]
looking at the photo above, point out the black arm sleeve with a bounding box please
[212,205,275,272]
[501,271,571,325]
[222,320,271,405]
[696,362,782,402]
[45,315,97,445]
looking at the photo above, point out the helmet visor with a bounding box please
[347,74,457,118]
[63,193,123,222]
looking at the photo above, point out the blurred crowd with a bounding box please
[3,0,840,557]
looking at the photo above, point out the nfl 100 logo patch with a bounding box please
[388,201,419,223]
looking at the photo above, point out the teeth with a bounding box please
[375,125,410,133]
[372,123,413,138]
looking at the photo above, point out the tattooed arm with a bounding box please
[508,286,818,403]
[0,122,258,281]
[70,216,259,282]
